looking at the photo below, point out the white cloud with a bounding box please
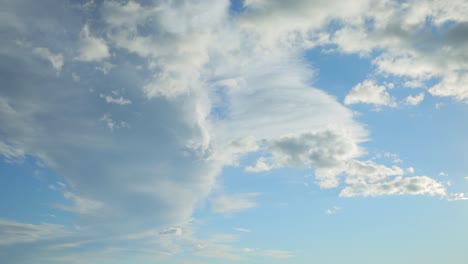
[0,219,68,246]
[340,176,447,198]
[406,167,415,174]
[0,1,463,262]
[325,206,342,215]
[345,160,405,185]
[0,141,24,163]
[429,72,468,101]
[245,129,363,188]
[345,80,397,107]
[211,193,258,215]
[245,157,272,172]
[404,93,425,106]
[99,94,132,105]
[52,192,103,215]
[439,172,448,177]
[33,47,64,72]
[447,193,468,202]
[75,24,110,62]
[100,113,128,131]
[383,152,403,163]
[234,227,251,233]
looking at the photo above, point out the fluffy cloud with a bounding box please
[239,0,468,102]
[344,80,397,107]
[404,93,425,105]
[340,176,447,197]
[0,0,464,262]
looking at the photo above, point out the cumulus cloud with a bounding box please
[245,157,272,172]
[0,0,464,262]
[344,80,397,107]
[340,176,447,198]
[404,93,425,105]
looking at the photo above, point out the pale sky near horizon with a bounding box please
[1,0,468,263]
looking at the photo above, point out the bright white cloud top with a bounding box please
[0,0,467,263]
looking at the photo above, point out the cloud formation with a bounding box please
[344,80,396,107]
[0,0,466,263]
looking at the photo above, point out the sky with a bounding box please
[0,0,468,263]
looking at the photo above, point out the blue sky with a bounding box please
[1,0,468,263]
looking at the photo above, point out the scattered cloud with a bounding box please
[99,94,132,105]
[340,176,447,198]
[75,24,110,62]
[0,0,466,262]
[325,206,342,215]
[100,114,128,131]
[33,47,64,73]
[404,93,425,106]
[344,80,397,107]
[447,193,468,202]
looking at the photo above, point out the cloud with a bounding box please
[159,227,183,236]
[33,47,64,73]
[240,0,468,102]
[0,140,25,163]
[246,129,363,188]
[447,193,468,202]
[99,113,129,131]
[99,94,132,105]
[404,93,425,106]
[211,193,259,215]
[52,192,103,215]
[260,249,294,259]
[0,0,463,262]
[340,176,447,198]
[439,172,448,177]
[344,80,397,107]
[245,157,271,172]
[0,219,68,246]
[234,227,251,233]
[325,206,342,215]
[75,24,110,62]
